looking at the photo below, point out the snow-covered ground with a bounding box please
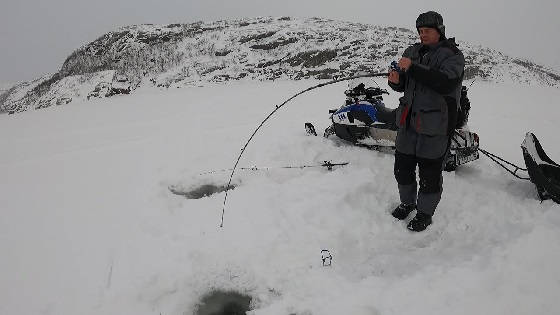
[0,80,559,315]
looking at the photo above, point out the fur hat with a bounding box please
[416,11,446,39]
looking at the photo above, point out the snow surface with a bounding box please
[0,80,559,315]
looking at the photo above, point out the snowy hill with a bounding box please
[0,83,13,113]
[1,78,559,315]
[2,16,559,113]
[0,83,10,93]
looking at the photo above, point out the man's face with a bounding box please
[418,27,440,45]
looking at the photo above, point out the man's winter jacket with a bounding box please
[389,38,465,137]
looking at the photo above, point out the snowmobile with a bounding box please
[305,79,480,171]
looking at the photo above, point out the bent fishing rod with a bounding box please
[220,72,389,227]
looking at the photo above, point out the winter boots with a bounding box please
[407,212,433,232]
[391,203,433,232]
[391,203,416,220]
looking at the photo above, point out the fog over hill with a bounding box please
[1,16,559,114]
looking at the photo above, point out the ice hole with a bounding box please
[195,289,252,315]
[169,183,236,199]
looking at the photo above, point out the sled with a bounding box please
[521,132,560,204]
[476,132,559,205]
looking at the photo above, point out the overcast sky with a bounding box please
[1,0,559,84]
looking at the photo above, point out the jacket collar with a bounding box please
[420,37,456,52]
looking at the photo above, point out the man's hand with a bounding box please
[398,57,412,71]
[388,70,400,84]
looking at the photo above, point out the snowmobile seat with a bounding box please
[374,105,397,130]
[521,132,560,204]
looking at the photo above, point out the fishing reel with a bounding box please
[389,60,403,73]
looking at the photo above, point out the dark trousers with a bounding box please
[394,150,446,216]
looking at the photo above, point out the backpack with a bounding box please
[456,86,471,128]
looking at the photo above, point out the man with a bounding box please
[387,11,465,232]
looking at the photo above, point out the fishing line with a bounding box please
[220,72,389,227]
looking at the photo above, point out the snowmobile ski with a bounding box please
[305,122,317,136]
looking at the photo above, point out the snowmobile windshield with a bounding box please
[345,74,388,107]
[348,75,380,90]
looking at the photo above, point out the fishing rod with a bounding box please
[219,72,389,227]
[466,78,477,91]
[201,161,349,175]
